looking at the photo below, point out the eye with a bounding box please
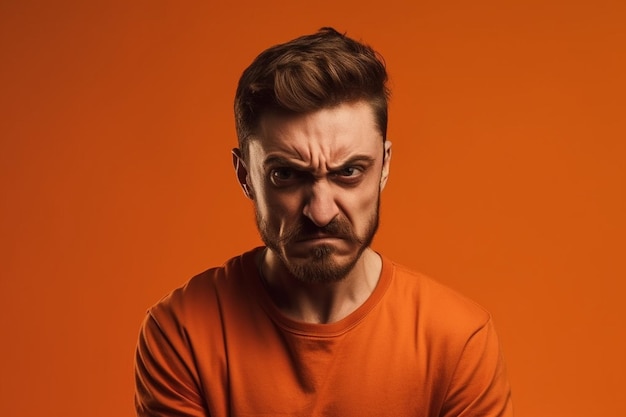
[269,167,303,186]
[338,166,358,177]
[272,168,293,180]
[332,166,364,184]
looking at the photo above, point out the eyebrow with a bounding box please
[263,155,377,171]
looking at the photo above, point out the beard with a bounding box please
[256,200,380,284]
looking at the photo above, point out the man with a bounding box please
[135,27,513,416]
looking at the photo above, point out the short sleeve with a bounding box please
[134,311,208,417]
[441,317,513,416]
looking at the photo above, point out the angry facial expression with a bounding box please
[234,100,392,283]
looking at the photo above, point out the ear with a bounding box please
[232,148,254,199]
[380,140,392,191]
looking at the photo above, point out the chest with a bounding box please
[208,317,446,417]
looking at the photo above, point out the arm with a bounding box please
[134,312,208,417]
[440,318,513,417]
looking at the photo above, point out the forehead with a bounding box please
[249,101,383,162]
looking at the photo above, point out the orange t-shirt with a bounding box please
[135,248,512,416]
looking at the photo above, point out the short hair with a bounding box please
[234,27,390,157]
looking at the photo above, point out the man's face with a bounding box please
[234,100,392,283]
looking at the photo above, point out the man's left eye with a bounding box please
[332,166,364,184]
[338,167,359,177]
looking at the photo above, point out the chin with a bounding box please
[282,244,365,284]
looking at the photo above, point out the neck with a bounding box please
[258,248,382,324]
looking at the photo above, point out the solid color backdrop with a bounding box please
[1,1,625,416]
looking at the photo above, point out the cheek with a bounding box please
[338,183,380,222]
[257,188,304,223]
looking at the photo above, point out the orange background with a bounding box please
[1,1,625,416]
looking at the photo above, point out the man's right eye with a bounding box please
[270,168,299,185]
[272,168,292,179]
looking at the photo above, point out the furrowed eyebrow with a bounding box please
[263,156,303,169]
[333,155,376,169]
[263,154,376,171]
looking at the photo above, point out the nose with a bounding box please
[302,180,340,227]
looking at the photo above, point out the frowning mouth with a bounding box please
[295,234,344,243]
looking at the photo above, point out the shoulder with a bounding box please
[145,248,262,332]
[385,259,492,338]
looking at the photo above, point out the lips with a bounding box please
[295,233,344,243]
[281,216,358,245]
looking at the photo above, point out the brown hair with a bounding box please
[234,27,390,157]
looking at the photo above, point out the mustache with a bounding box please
[279,217,362,246]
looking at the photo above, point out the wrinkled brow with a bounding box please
[263,155,377,171]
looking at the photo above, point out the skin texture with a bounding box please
[233,100,392,323]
